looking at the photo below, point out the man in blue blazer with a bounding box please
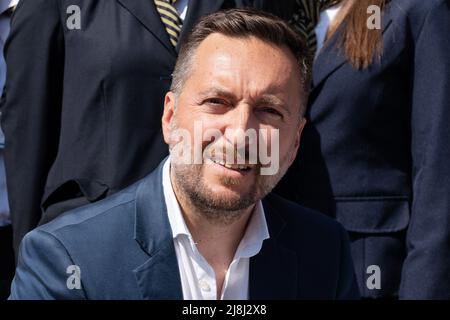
[9,9,359,300]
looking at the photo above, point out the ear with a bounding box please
[288,117,306,166]
[162,91,176,145]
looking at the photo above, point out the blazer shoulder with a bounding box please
[387,0,449,46]
[393,0,446,12]
[390,0,447,23]
[38,179,141,235]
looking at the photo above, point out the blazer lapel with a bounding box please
[249,198,298,299]
[116,0,176,56]
[311,27,348,90]
[133,160,183,300]
[134,242,183,300]
[312,6,394,90]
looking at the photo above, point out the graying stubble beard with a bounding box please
[170,162,255,226]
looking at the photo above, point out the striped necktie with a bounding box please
[154,0,183,47]
[290,0,342,54]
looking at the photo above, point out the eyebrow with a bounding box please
[198,88,237,101]
[255,94,291,116]
[198,88,292,116]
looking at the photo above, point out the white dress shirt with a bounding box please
[314,4,342,58]
[162,158,270,300]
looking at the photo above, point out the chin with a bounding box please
[207,178,253,194]
[209,183,245,196]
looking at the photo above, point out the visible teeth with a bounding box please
[211,158,250,170]
[224,163,249,170]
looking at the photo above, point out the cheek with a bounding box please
[175,108,196,129]
[259,126,286,155]
[277,126,300,158]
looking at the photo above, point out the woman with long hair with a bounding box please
[277,0,450,299]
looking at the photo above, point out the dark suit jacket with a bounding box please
[275,0,450,299]
[9,160,359,300]
[1,0,253,254]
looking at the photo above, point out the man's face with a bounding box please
[162,34,306,221]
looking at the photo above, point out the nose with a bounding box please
[222,104,259,163]
[224,103,257,140]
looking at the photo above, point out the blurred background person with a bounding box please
[276,0,450,299]
[8,9,359,300]
[1,0,265,258]
[0,0,17,300]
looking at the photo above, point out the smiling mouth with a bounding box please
[210,158,253,172]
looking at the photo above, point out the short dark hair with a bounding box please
[171,8,312,111]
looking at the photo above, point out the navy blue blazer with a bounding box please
[276,0,450,299]
[9,161,359,300]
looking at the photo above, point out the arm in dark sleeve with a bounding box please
[399,0,450,299]
[336,225,360,300]
[1,0,65,253]
[9,229,86,300]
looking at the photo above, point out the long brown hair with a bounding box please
[328,0,386,69]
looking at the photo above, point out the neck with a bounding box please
[169,165,258,299]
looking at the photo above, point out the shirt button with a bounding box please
[199,280,211,292]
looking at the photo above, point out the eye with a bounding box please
[259,107,283,118]
[204,98,227,106]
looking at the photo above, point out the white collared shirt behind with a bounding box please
[314,3,342,58]
[162,158,270,300]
